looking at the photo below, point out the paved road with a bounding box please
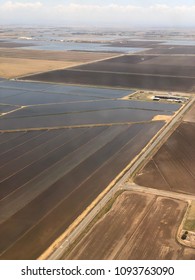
[47,97,195,260]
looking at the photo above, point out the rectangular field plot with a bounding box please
[0,88,28,99]
[0,90,103,106]
[0,122,164,259]
[74,55,195,77]
[0,107,167,130]
[21,54,195,92]
[107,40,161,48]
[142,45,195,55]
[0,80,131,107]
[134,122,195,195]
[48,84,131,99]
[0,131,26,145]
[64,191,194,260]
[0,50,118,78]
[23,69,195,92]
[0,80,52,91]
[0,49,117,62]
[4,100,180,119]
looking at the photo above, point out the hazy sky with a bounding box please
[1,1,195,27]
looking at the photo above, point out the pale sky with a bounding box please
[1,1,195,27]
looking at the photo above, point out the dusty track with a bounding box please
[124,183,195,202]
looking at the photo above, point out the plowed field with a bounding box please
[65,192,194,260]
[134,122,195,195]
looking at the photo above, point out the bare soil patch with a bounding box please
[0,58,78,78]
[134,122,195,195]
[65,192,193,260]
[183,103,195,123]
[152,115,172,122]
[0,49,117,62]
[0,42,35,48]
[0,50,118,78]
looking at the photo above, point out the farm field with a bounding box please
[0,49,117,62]
[106,40,162,48]
[0,80,179,131]
[22,54,195,91]
[1,29,194,261]
[142,45,195,55]
[0,50,118,79]
[0,81,130,101]
[22,68,195,92]
[0,42,35,48]
[0,58,82,79]
[0,85,129,108]
[183,102,195,123]
[0,104,19,114]
[0,79,171,259]
[0,123,164,259]
[134,122,195,195]
[74,55,195,76]
[4,100,179,118]
[0,107,171,130]
[64,191,194,260]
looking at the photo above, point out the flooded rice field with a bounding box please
[0,122,164,259]
[0,80,169,259]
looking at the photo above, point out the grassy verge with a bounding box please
[183,201,195,231]
[61,190,124,259]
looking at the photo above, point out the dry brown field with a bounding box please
[183,103,195,123]
[0,42,34,48]
[134,122,195,195]
[64,191,194,260]
[0,58,79,79]
[0,48,117,62]
[0,50,118,78]
[22,69,195,92]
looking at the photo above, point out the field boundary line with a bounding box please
[16,53,125,79]
[0,121,155,133]
[62,68,195,79]
[0,106,24,117]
